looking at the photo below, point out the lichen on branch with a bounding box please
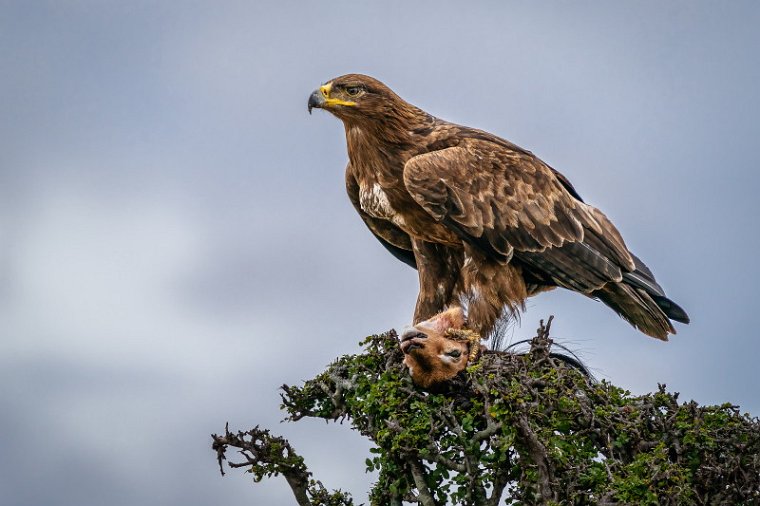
[211,423,354,506]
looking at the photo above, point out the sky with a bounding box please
[1,1,759,504]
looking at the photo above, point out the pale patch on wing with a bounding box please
[359,183,406,229]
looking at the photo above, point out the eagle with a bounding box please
[308,74,689,341]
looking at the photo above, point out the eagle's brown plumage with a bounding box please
[308,74,689,341]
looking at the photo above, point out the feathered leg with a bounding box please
[460,245,528,339]
[411,240,463,323]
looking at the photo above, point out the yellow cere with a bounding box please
[320,81,356,108]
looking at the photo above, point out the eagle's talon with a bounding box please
[444,328,483,363]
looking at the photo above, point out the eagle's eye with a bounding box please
[345,86,362,97]
[446,349,462,359]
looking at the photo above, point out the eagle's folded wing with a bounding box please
[403,142,636,293]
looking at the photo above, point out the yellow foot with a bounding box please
[444,328,482,363]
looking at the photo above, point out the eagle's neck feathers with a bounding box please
[343,106,436,185]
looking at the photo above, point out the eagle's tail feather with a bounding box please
[593,283,675,340]
[619,252,690,326]
[651,294,690,324]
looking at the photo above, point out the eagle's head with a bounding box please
[307,74,405,122]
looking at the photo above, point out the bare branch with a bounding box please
[408,460,439,506]
[211,425,352,506]
[515,415,556,503]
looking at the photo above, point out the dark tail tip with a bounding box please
[652,295,690,324]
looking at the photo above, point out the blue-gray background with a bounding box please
[2,1,758,504]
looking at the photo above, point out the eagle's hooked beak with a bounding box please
[307,82,356,114]
[307,88,325,114]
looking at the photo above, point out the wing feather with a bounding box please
[403,142,635,292]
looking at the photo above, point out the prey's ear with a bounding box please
[417,307,466,335]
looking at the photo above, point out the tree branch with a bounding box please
[214,320,760,505]
[408,460,439,506]
[211,424,352,506]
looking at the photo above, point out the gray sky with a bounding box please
[1,1,759,504]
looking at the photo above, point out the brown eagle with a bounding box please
[308,74,689,341]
